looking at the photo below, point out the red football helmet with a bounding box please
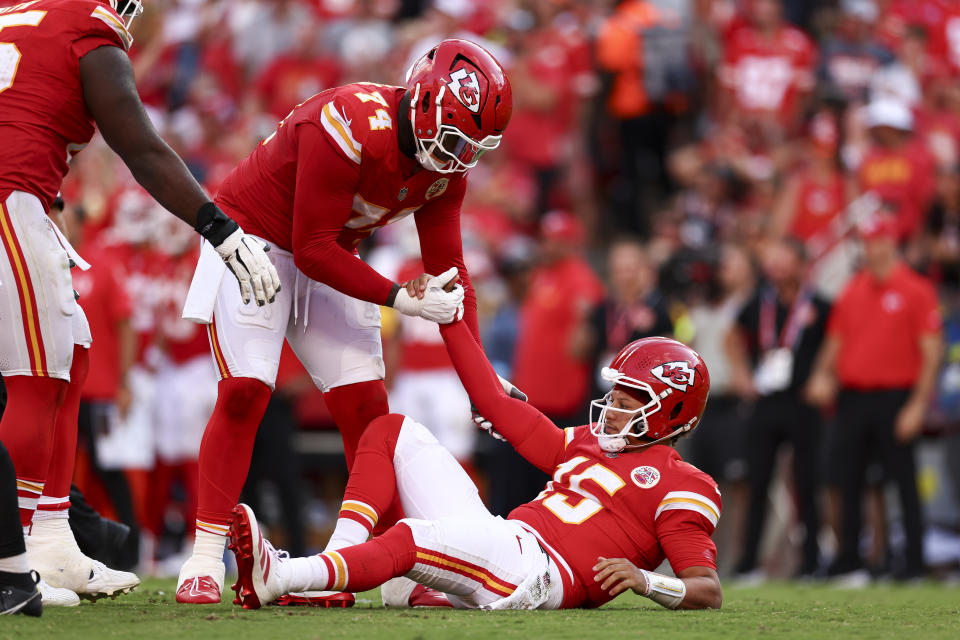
[589,337,710,452]
[405,39,512,173]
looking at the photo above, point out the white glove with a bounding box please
[215,228,281,306]
[472,375,528,440]
[392,267,465,323]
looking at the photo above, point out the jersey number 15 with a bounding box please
[535,456,626,525]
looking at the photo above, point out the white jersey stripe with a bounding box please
[320,102,362,164]
[655,501,719,527]
[91,6,132,50]
[658,491,720,518]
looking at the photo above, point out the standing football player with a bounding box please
[229,322,723,611]
[175,38,513,604]
[0,0,280,604]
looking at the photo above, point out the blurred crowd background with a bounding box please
[2,0,960,585]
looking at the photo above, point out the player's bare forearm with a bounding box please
[80,46,208,226]
[593,559,722,610]
[675,567,723,610]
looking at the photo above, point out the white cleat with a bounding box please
[81,560,139,601]
[37,577,80,607]
[26,518,139,600]
[228,503,290,609]
[381,577,417,607]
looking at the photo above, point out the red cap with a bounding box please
[540,210,584,244]
[858,212,899,240]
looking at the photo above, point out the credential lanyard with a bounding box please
[759,286,812,352]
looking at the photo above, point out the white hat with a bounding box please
[841,0,878,22]
[865,98,913,131]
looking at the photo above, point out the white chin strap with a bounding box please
[598,434,627,453]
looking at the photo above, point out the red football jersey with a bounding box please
[0,0,130,210]
[510,428,720,609]
[215,82,479,336]
[858,142,936,239]
[440,320,720,610]
[719,24,816,123]
[789,171,845,241]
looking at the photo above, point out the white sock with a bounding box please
[191,530,227,561]
[324,519,369,552]
[32,496,70,523]
[0,551,30,573]
[285,555,332,594]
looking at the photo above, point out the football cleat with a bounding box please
[176,555,226,604]
[79,560,139,601]
[36,577,79,607]
[382,577,452,608]
[176,576,221,604]
[0,571,42,616]
[228,503,290,610]
[272,591,354,608]
[26,518,139,600]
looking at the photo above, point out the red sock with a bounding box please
[319,523,417,592]
[181,460,199,536]
[0,375,66,527]
[39,345,88,514]
[323,380,389,469]
[196,377,271,532]
[336,414,404,535]
[324,381,403,533]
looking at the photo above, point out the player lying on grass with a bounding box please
[229,316,723,610]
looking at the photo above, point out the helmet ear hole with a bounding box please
[669,402,684,420]
[421,92,431,114]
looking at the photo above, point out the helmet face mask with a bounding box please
[405,39,512,174]
[589,382,662,452]
[110,0,144,33]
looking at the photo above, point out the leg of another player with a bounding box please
[0,439,41,616]
[323,380,405,534]
[325,413,488,551]
[0,376,66,532]
[29,345,140,600]
[177,376,271,603]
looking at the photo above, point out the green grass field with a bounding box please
[2,579,957,639]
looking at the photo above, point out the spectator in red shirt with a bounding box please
[771,109,848,245]
[512,211,605,426]
[717,0,817,139]
[807,213,942,581]
[498,212,603,515]
[857,98,936,241]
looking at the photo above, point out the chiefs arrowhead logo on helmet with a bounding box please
[446,67,483,113]
[651,361,697,392]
